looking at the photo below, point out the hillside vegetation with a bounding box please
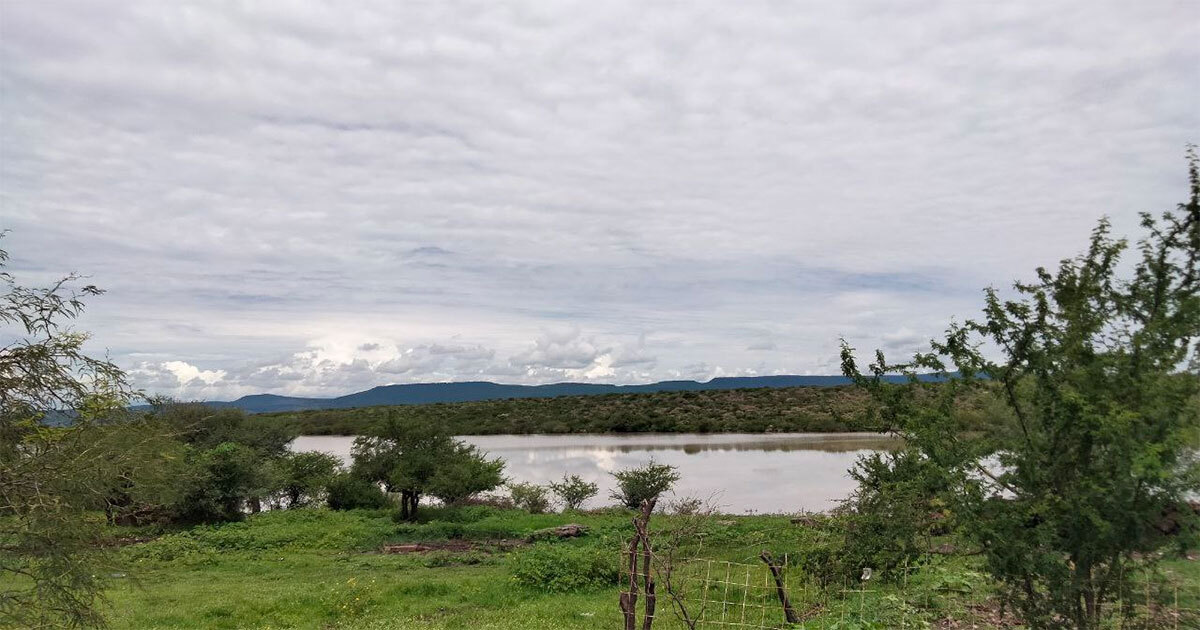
[256,384,996,436]
[256,385,871,435]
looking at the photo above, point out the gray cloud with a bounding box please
[2,1,1197,399]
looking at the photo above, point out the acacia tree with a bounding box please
[549,473,599,511]
[352,413,503,519]
[841,151,1200,629]
[275,451,342,509]
[610,461,680,511]
[0,239,179,628]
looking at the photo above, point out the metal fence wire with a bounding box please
[617,543,1199,629]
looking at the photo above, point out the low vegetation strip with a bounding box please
[255,385,990,436]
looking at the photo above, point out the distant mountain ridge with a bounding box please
[199,374,937,413]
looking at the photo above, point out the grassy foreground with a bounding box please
[95,508,1199,629]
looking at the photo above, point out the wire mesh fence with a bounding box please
[617,542,1200,629]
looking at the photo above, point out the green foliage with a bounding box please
[427,443,506,506]
[149,401,306,520]
[839,449,951,580]
[509,544,619,592]
[174,442,266,523]
[275,451,342,509]
[152,402,294,457]
[326,473,390,510]
[351,412,504,520]
[508,482,551,514]
[88,505,1200,628]
[610,460,680,510]
[383,505,629,542]
[126,509,397,562]
[0,239,182,628]
[841,152,1200,629]
[257,384,888,436]
[548,474,599,511]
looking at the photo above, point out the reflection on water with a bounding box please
[291,432,901,514]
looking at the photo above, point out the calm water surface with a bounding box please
[290,433,900,514]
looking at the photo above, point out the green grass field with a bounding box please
[92,508,1198,629]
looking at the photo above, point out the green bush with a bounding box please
[838,449,949,581]
[548,474,599,511]
[508,482,550,514]
[610,460,680,510]
[276,451,341,508]
[326,474,390,510]
[173,442,267,523]
[510,544,619,592]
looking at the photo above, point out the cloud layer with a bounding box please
[2,1,1197,399]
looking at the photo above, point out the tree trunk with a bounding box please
[637,500,655,630]
[400,491,420,520]
[620,532,639,630]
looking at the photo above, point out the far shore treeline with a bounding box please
[249,383,996,436]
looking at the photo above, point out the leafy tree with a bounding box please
[549,474,599,510]
[508,482,551,513]
[174,442,268,522]
[427,442,505,506]
[275,451,341,509]
[152,401,293,457]
[89,418,194,525]
[840,151,1200,629]
[352,413,504,519]
[148,401,299,517]
[0,238,178,627]
[838,448,951,580]
[610,460,680,511]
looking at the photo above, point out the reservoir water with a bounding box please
[291,432,900,514]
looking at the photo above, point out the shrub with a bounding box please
[427,443,506,506]
[838,449,949,581]
[510,544,619,592]
[326,474,390,511]
[610,460,680,510]
[276,451,341,508]
[508,482,551,514]
[669,497,703,516]
[548,474,599,511]
[173,442,264,523]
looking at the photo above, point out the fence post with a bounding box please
[759,551,799,624]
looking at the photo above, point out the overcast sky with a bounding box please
[2,1,1197,401]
